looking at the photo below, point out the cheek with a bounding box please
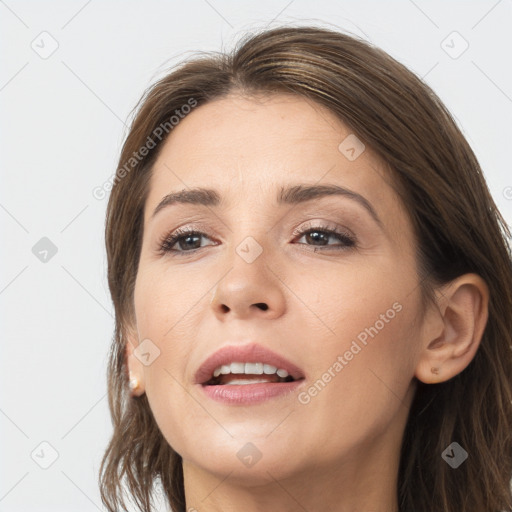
[323,298,418,385]
[134,263,211,339]
[289,253,418,353]
[290,260,420,422]
[294,281,420,451]
[132,265,219,450]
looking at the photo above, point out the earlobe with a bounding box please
[124,324,146,396]
[414,273,489,384]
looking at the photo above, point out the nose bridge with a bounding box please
[210,220,285,319]
[226,200,272,263]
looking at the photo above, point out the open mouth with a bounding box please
[202,362,299,386]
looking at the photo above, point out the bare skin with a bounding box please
[126,93,489,512]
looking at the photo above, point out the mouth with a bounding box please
[195,343,305,404]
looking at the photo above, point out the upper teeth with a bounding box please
[212,362,290,379]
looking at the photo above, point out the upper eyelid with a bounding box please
[292,219,353,233]
[160,212,356,231]
[164,219,351,239]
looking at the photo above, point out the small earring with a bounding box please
[431,367,440,375]
[129,376,139,391]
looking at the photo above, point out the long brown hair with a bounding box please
[99,25,512,512]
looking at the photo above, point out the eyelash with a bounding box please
[157,223,356,256]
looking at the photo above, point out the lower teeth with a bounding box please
[204,375,296,386]
[226,378,274,385]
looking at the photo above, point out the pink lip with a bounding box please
[201,380,305,405]
[194,342,306,386]
[196,344,306,405]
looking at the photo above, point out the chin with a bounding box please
[181,434,305,483]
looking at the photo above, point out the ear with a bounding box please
[415,273,489,384]
[125,322,146,396]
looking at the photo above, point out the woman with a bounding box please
[99,26,512,512]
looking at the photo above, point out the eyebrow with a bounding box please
[151,183,382,226]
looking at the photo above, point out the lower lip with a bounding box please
[200,380,304,405]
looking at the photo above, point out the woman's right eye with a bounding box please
[158,229,215,255]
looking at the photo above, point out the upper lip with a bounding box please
[194,343,306,385]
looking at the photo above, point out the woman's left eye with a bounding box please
[158,224,356,255]
[293,226,356,250]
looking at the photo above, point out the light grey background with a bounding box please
[1,1,511,510]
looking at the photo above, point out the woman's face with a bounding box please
[128,93,428,486]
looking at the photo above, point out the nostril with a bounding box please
[216,303,268,312]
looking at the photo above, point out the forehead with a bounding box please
[145,93,398,222]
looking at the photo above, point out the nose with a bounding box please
[209,248,286,321]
